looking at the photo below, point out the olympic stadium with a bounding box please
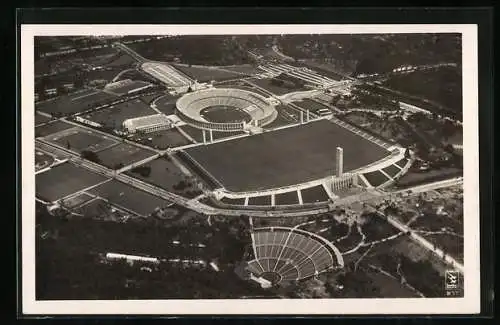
[243,227,344,288]
[175,88,278,132]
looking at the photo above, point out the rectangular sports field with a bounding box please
[184,119,389,192]
[45,127,118,153]
[96,143,156,169]
[82,98,155,128]
[89,179,172,216]
[248,78,303,96]
[36,88,118,115]
[36,162,109,202]
[35,120,74,138]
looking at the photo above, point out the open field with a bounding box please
[300,185,330,203]
[248,195,271,206]
[36,88,118,115]
[185,120,389,192]
[130,128,191,149]
[96,143,156,169]
[82,98,155,129]
[153,94,181,115]
[172,64,249,82]
[382,164,401,178]
[124,156,189,193]
[248,78,308,96]
[35,113,52,126]
[60,192,94,209]
[35,120,75,138]
[292,99,331,114]
[217,84,271,98]
[275,191,299,205]
[45,127,118,153]
[36,162,109,202]
[363,170,390,187]
[89,179,172,216]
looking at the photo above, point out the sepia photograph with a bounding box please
[21,23,482,315]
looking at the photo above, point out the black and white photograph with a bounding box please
[20,23,482,315]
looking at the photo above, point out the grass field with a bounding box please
[363,170,390,187]
[45,127,118,153]
[82,98,155,129]
[382,164,402,178]
[130,128,191,149]
[172,64,249,82]
[248,195,271,206]
[36,163,109,202]
[96,143,156,169]
[35,113,52,126]
[248,78,308,96]
[124,157,184,192]
[292,99,330,114]
[89,180,172,216]
[35,121,75,138]
[185,119,389,192]
[200,106,252,123]
[300,185,330,203]
[275,191,299,205]
[60,192,94,209]
[152,94,180,115]
[214,83,271,98]
[36,89,118,115]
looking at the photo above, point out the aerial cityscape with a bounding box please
[34,33,464,300]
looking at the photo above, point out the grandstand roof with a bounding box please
[122,114,171,130]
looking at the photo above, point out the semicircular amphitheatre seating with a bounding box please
[247,227,339,284]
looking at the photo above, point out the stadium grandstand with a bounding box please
[141,62,192,90]
[245,227,343,287]
[122,114,172,134]
[176,88,277,132]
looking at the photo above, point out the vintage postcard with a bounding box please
[21,24,480,315]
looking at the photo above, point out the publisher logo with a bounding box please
[445,270,459,289]
[445,270,462,296]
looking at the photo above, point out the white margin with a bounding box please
[22,24,480,315]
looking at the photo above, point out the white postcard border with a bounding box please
[21,24,480,315]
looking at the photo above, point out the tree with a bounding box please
[81,150,100,163]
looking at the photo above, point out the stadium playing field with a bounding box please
[184,119,389,192]
[36,162,109,202]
